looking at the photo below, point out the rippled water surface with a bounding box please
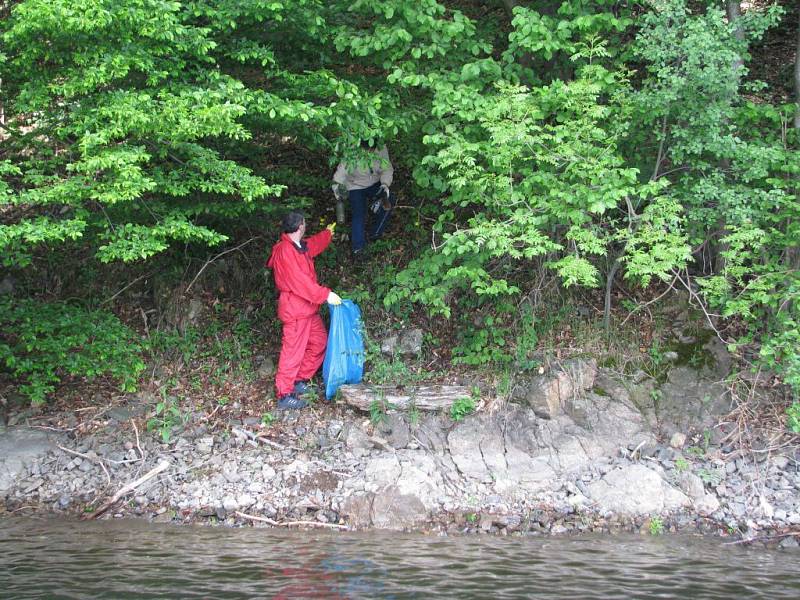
[1,518,798,599]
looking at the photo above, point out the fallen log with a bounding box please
[338,384,471,412]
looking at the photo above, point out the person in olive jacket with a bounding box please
[332,141,395,257]
[266,211,341,409]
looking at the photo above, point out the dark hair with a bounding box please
[281,211,305,234]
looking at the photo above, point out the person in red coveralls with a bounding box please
[266,211,342,409]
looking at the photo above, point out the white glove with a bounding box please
[327,291,342,305]
[332,184,346,201]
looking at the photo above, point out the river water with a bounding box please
[0,518,797,599]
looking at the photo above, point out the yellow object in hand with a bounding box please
[326,222,336,233]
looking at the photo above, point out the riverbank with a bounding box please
[2,350,799,550]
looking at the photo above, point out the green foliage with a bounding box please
[674,457,690,473]
[0,298,145,404]
[387,61,678,317]
[697,467,724,487]
[147,394,185,443]
[364,338,429,386]
[261,412,276,427]
[369,398,388,426]
[452,315,511,366]
[408,403,420,428]
[450,395,476,422]
[630,0,799,393]
[786,403,800,434]
[648,516,664,536]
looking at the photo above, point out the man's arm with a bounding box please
[305,228,332,258]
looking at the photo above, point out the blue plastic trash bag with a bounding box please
[323,300,365,399]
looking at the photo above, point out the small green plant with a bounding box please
[408,403,420,428]
[369,398,388,426]
[217,396,229,407]
[697,467,724,486]
[686,446,705,458]
[466,512,478,524]
[786,402,800,433]
[675,457,689,473]
[450,396,476,422]
[147,395,185,443]
[261,412,275,426]
[649,516,665,536]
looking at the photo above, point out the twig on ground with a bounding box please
[133,421,144,461]
[235,511,348,529]
[723,531,800,546]
[84,460,170,520]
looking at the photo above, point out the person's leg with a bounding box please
[296,313,327,383]
[349,188,368,253]
[368,188,396,241]
[274,317,312,398]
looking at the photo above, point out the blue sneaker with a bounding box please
[277,394,307,410]
[293,380,310,396]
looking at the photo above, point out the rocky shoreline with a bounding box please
[2,354,799,549]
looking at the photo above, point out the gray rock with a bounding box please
[0,427,60,494]
[397,329,424,356]
[222,496,239,512]
[513,359,598,419]
[656,366,731,435]
[340,493,374,528]
[677,472,705,500]
[380,335,399,355]
[237,494,256,509]
[377,413,410,449]
[256,356,276,379]
[371,485,428,529]
[196,436,214,454]
[772,455,789,470]
[0,276,15,295]
[586,464,690,515]
[669,432,687,449]
[694,494,720,515]
[344,424,372,450]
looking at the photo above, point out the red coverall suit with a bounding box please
[266,228,333,397]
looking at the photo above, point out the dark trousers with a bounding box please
[348,182,395,252]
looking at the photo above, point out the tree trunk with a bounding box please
[795,12,800,131]
[712,1,746,274]
[338,384,472,412]
[726,1,745,73]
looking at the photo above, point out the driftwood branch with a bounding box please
[338,384,471,412]
[83,460,170,520]
[235,511,348,529]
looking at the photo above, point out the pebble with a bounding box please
[669,432,686,448]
